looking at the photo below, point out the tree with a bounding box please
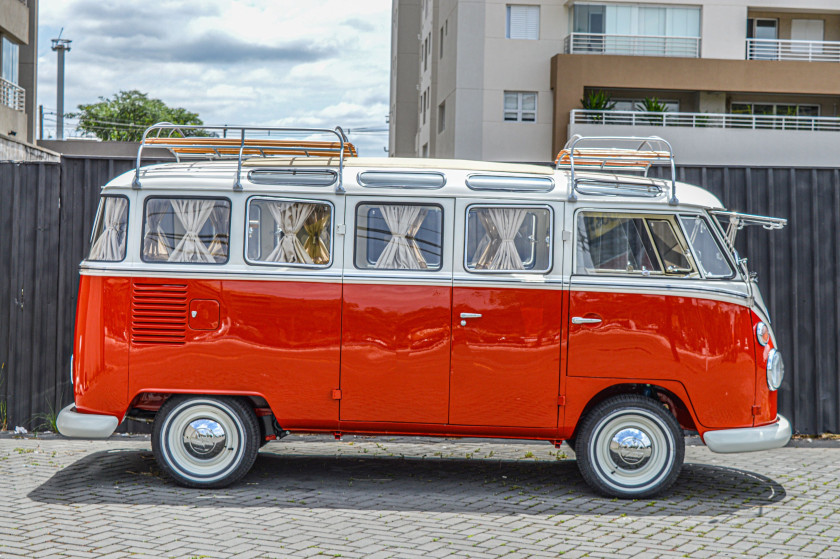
[71,90,205,141]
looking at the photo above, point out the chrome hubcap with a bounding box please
[609,428,652,469]
[182,418,227,459]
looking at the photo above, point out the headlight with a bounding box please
[755,322,770,346]
[767,349,784,391]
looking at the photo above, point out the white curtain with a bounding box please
[168,199,217,263]
[89,198,128,261]
[486,208,528,271]
[374,205,429,269]
[265,202,314,264]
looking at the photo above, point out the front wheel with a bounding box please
[575,394,684,498]
[152,396,260,488]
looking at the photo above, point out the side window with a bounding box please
[246,198,332,266]
[142,197,231,264]
[576,212,696,277]
[679,215,734,278]
[465,206,552,272]
[354,203,443,270]
[89,196,129,262]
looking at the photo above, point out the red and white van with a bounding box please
[57,126,790,498]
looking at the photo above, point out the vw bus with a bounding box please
[57,125,790,498]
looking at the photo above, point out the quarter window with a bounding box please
[576,212,696,277]
[89,196,128,262]
[246,198,332,266]
[142,198,230,264]
[355,203,443,270]
[465,206,551,272]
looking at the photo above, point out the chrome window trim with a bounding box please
[357,170,446,189]
[86,194,130,264]
[352,201,446,272]
[243,195,335,269]
[465,174,555,192]
[463,203,554,275]
[679,213,737,280]
[572,208,730,281]
[140,195,232,265]
[247,168,337,187]
[569,276,751,302]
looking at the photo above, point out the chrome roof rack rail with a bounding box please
[131,123,357,194]
[556,135,678,205]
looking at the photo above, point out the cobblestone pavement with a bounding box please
[1,435,839,559]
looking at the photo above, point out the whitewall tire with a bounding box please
[152,396,260,488]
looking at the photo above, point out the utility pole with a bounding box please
[38,105,43,140]
[51,30,71,140]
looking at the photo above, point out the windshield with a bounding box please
[679,215,734,279]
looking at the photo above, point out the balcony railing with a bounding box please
[564,33,701,58]
[0,78,24,112]
[571,109,840,132]
[746,38,840,62]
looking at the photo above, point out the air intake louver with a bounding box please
[131,283,188,344]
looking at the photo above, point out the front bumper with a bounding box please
[703,414,791,454]
[56,404,119,439]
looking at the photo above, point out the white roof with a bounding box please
[103,156,725,210]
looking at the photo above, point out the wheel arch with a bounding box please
[568,383,697,445]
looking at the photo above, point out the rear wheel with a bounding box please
[152,396,260,488]
[574,394,684,498]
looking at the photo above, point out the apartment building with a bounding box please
[0,0,44,160]
[389,0,840,166]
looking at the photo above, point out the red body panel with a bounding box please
[340,284,451,423]
[567,290,756,429]
[73,274,775,439]
[74,276,131,417]
[450,286,563,428]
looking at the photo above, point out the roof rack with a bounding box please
[556,135,678,205]
[131,123,357,193]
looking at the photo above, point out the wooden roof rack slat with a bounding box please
[132,123,357,193]
[556,135,678,205]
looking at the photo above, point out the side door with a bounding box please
[449,199,565,428]
[339,196,455,424]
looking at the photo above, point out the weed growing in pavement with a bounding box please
[33,397,61,433]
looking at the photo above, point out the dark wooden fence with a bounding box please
[0,158,837,434]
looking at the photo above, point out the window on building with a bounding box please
[438,101,446,133]
[142,198,231,264]
[422,143,429,157]
[88,196,129,262]
[574,4,699,37]
[506,5,540,40]
[440,25,445,58]
[504,91,537,122]
[731,102,820,117]
[465,206,552,272]
[246,198,333,266]
[613,98,680,112]
[355,203,443,270]
[1,37,19,85]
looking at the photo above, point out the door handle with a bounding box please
[460,312,482,326]
[572,316,602,325]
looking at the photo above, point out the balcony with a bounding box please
[746,39,840,62]
[571,110,840,132]
[0,78,24,112]
[564,33,700,58]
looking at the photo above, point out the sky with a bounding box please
[37,0,392,155]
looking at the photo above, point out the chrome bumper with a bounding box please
[56,404,119,439]
[703,415,791,454]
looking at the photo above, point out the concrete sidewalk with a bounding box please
[1,435,838,558]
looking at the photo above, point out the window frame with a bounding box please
[243,196,335,269]
[353,201,445,272]
[140,195,233,265]
[679,213,738,280]
[503,91,538,123]
[573,209,706,280]
[87,194,130,263]
[463,203,554,275]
